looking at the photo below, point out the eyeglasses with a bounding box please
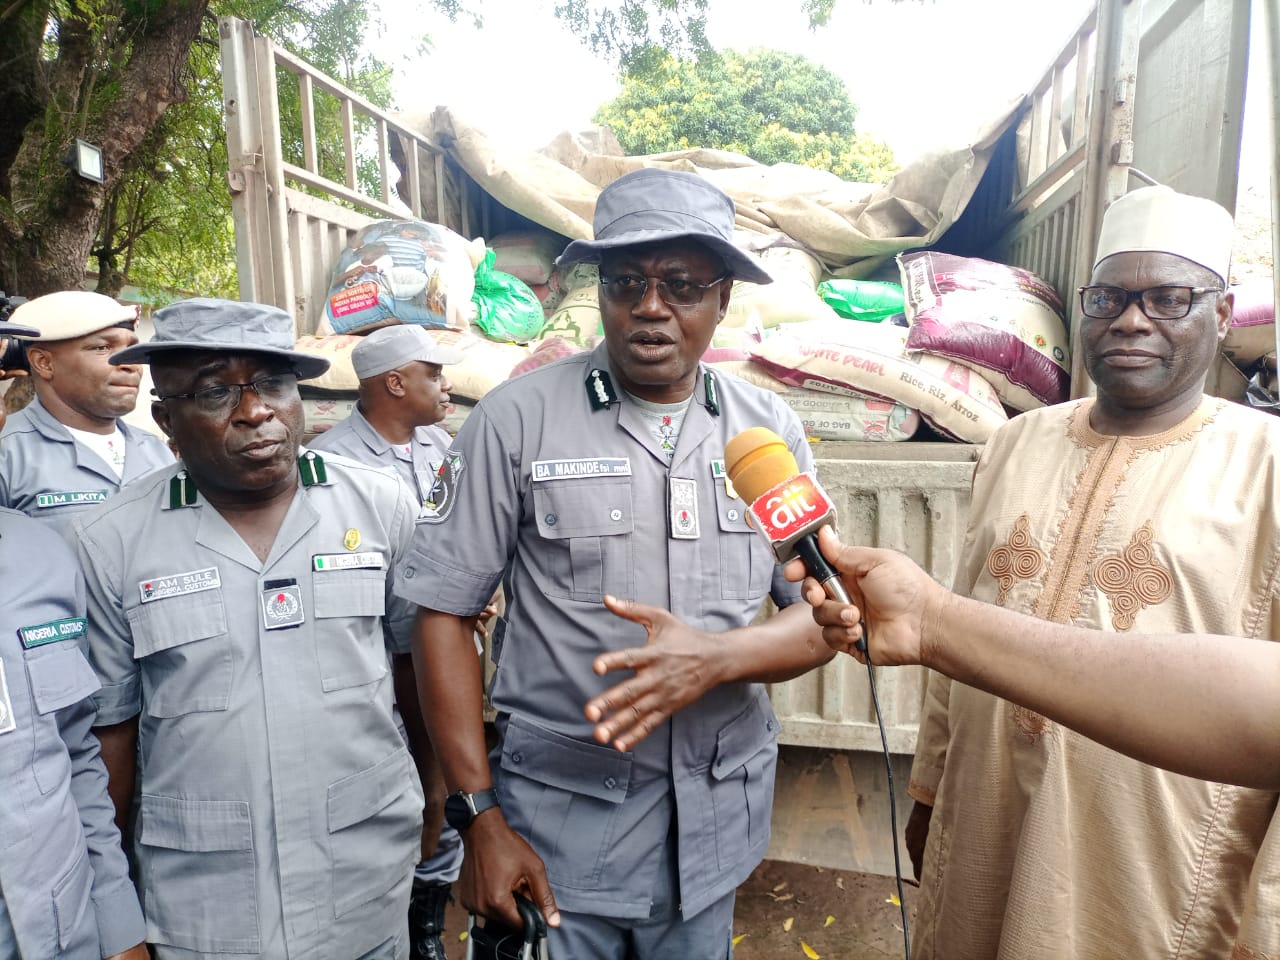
[599,273,730,307]
[1078,285,1223,321]
[153,373,299,414]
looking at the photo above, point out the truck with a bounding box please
[216,0,1264,876]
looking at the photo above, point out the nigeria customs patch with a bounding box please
[419,452,464,524]
[261,579,305,630]
[18,617,87,650]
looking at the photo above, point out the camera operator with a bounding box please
[0,291,171,534]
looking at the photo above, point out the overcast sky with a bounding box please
[388,0,1098,164]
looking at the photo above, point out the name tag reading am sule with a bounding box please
[312,552,385,572]
[139,567,221,603]
[531,458,631,481]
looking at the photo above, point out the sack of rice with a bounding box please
[899,251,1070,411]
[749,321,1006,443]
[1221,278,1275,368]
[324,219,482,334]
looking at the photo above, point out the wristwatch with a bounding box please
[444,788,500,831]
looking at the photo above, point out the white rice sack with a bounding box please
[749,321,1006,443]
[723,277,840,330]
[295,335,363,392]
[900,251,1070,411]
[302,396,357,439]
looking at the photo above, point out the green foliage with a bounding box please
[112,0,398,302]
[594,48,898,183]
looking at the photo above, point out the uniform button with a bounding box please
[766,719,776,732]
[511,752,523,764]
[728,509,740,521]
[604,776,617,790]
[545,513,557,526]
[610,508,622,521]
[403,566,416,580]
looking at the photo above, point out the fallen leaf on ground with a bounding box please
[887,894,902,907]
[783,917,794,932]
[824,915,835,927]
[733,934,747,946]
[801,941,821,959]
[835,878,845,890]
[772,882,788,892]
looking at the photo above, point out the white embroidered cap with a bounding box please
[1093,185,1234,284]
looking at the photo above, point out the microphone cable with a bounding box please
[858,629,911,960]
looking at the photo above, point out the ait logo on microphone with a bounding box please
[748,473,836,554]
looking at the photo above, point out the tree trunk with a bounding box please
[0,1,212,298]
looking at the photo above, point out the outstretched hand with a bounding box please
[783,526,943,667]
[584,596,725,752]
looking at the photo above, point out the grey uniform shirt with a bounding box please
[0,395,173,534]
[76,452,424,960]
[309,406,452,506]
[395,342,809,920]
[0,508,145,960]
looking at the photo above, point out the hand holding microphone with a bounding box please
[723,427,855,613]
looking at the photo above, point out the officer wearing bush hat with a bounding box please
[0,290,171,534]
[396,168,832,957]
[77,297,427,960]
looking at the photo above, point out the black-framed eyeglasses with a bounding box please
[152,373,299,414]
[599,273,730,308]
[1077,284,1223,321]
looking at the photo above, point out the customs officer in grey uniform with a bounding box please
[76,298,426,960]
[310,324,461,512]
[310,323,467,960]
[397,169,835,958]
[0,310,147,960]
[0,291,171,533]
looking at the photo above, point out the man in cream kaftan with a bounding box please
[909,185,1280,960]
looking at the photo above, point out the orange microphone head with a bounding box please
[724,427,800,504]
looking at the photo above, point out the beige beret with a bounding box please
[10,291,138,342]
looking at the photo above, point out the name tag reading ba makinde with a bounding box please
[36,490,107,509]
[139,567,222,603]
[313,552,385,571]
[531,458,631,481]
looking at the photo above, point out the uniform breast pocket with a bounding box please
[128,592,231,719]
[311,567,389,691]
[713,484,774,600]
[531,480,634,603]
[706,696,779,870]
[26,643,101,795]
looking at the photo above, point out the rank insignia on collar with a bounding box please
[344,528,361,550]
[168,471,197,509]
[586,368,619,411]
[703,371,721,417]
[299,451,328,486]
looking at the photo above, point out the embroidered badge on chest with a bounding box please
[668,476,700,540]
[261,579,305,630]
[0,661,15,736]
[36,491,107,509]
[139,567,221,603]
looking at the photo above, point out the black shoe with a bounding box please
[409,878,452,960]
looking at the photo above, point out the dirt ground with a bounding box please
[443,861,916,959]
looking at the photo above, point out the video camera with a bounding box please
[0,291,30,371]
